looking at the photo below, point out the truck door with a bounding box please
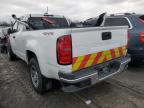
[10,22,22,58]
[15,24,26,60]
[10,22,18,54]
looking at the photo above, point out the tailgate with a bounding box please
[71,26,128,72]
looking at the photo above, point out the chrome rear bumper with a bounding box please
[59,56,131,92]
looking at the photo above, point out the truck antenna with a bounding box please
[44,6,48,14]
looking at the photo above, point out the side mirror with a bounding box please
[7,28,13,34]
[7,28,18,34]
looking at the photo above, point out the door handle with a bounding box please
[102,32,112,40]
[13,36,16,39]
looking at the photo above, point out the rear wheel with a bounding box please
[29,58,52,94]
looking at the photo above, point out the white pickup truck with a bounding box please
[7,14,131,93]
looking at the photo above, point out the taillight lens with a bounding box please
[57,35,72,65]
[139,32,144,43]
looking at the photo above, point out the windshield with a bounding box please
[28,17,69,30]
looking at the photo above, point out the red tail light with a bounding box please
[139,32,144,43]
[57,35,72,65]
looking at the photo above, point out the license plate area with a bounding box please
[97,61,120,79]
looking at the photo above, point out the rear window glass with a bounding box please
[104,18,130,28]
[28,17,69,30]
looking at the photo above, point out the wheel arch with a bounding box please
[26,50,38,64]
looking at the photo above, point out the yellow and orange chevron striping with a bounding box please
[72,46,127,72]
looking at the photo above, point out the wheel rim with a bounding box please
[30,65,39,88]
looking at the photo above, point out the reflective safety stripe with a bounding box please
[85,53,97,68]
[72,56,85,72]
[72,46,127,72]
[114,48,120,58]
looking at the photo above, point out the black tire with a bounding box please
[7,44,17,61]
[29,58,52,94]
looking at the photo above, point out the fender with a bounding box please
[25,39,39,63]
[25,39,54,78]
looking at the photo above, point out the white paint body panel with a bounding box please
[10,26,128,80]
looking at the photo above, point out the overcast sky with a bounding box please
[0,0,144,22]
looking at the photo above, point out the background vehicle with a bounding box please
[84,13,144,62]
[7,13,130,94]
[0,27,10,53]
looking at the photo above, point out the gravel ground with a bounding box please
[0,53,144,108]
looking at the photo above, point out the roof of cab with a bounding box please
[24,14,65,18]
[19,14,65,21]
[109,13,143,18]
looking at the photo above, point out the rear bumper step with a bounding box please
[59,56,131,92]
